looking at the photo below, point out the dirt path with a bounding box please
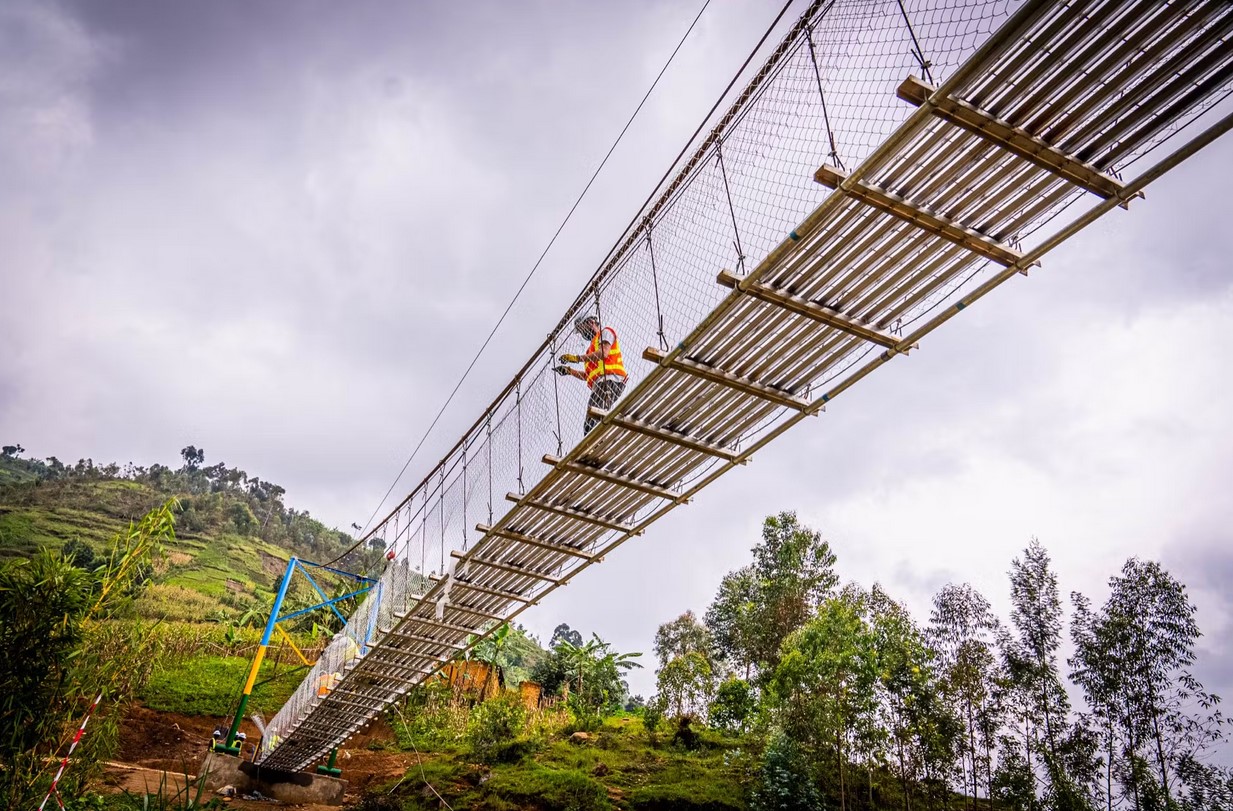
[99,762,337,811]
[106,704,422,805]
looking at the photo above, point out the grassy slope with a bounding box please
[0,477,299,619]
[140,652,303,717]
[397,740,749,811]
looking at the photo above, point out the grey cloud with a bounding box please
[4,0,1233,725]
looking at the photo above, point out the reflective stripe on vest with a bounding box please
[584,327,627,388]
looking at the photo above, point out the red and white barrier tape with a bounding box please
[38,693,103,811]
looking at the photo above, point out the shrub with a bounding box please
[565,697,604,734]
[466,691,528,763]
[670,715,701,750]
[642,696,666,745]
[750,732,821,811]
[708,678,755,734]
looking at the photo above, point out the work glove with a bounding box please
[559,353,582,363]
[554,365,572,377]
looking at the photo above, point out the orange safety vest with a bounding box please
[316,672,340,698]
[584,327,627,388]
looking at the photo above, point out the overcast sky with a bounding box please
[3,0,1232,743]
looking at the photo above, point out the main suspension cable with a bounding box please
[331,0,717,566]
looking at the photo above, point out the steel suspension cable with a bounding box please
[327,0,716,566]
[346,0,804,566]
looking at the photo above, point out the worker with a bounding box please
[316,670,342,698]
[555,314,628,434]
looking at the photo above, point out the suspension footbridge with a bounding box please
[224,0,1233,774]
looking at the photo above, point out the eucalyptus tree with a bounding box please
[1003,540,1091,809]
[1071,559,1224,810]
[705,565,758,677]
[706,512,838,682]
[868,584,955,811]
[656,651,714,718]
[653,610,712,668]
[770,587,878,811]
[929,583,1001,809]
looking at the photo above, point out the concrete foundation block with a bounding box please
[199,752,347,806]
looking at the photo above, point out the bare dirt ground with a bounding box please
[102,705,422,807]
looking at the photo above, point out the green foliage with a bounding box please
[0,501,177,808]
[1070,558,1221,809]
[0,549,94,753]
[628,778,747,810]
[654,611,712,668]
[536,633,642,712]
[0,445,377,576]
[709,678,755,734]
[656,652,714,718]
[768,587,879,803]
[469,622,549,689]
[1176,755,1233,810]
[390,683,470,751]
[62,538,98,570]
[551,623,584,648]
[929,581,1000,804]
[467,691,530,763]
[705,512,838,681]
[866,585,957,804]
[480,763,612,811]
[1004,539,1090,810]
[139,654,300,717]
[750,732,822,811]
[642,695,666,745]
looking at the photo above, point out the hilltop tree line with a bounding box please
[0,443,380,571]
[647,512,1230,811]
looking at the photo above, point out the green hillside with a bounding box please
[0,444,381,621]
[6,445,1230,811]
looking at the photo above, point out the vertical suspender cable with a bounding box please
[420,489,428,575]
[806,18,845,170]
[486,417,493,524]
[550,341,564,455]
[516,379,524,494]
[645,219,669,351]
[896,0,935,84]
[715,142,747,273]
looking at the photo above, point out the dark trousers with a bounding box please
[584,377,626,434]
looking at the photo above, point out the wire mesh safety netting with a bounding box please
[257,0,1233,767]
[365,0,1024,571]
